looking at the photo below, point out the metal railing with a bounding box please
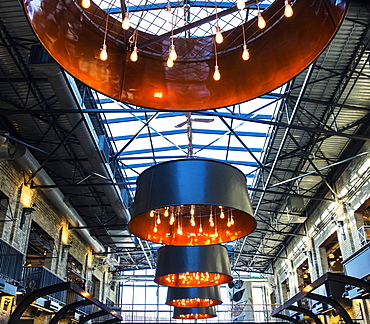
[104,303,284,323]
[22,266,66,304]
[0,239,24,282]
[358,226,370,246]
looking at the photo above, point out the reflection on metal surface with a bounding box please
[23,0,347,110]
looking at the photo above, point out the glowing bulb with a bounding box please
[215,26,223,44]
[242,44,250,60]
[214,228,218,237]
[199,223,203,233]
[154,223,158,232]
[258,12,266,29]
[169,44,177,61]
[164,208,169,217]
[122,15,130,30]
[284,0,293,18]
[190,205,195,216]
[130,46,138,62]
[209,214,214,227]
[99,44,108,61]
[190,216,195,227]
[237,0,245,10]
[167,57,174,68]
[220,210,225,219]
[81,0,90,9]
[213,65,221,81]
[156,215,161,224]
[169,212,175,225]
[177,225,183,235]
[150,210,154,217]
[227,219,231,227]
[230,215,235,225]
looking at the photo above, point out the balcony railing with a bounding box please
[0,239,24,282]
[22,266,66,304]
[358,226,370,246]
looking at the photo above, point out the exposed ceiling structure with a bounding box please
[0,0,369,276]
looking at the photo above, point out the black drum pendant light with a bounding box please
[173,306,217,319]
[154,245,232,287]
[166,286,222,307]
[129,159,256,246]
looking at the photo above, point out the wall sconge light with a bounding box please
[20,203,36,230]
[129,159,255,246]
[154,245,232,287]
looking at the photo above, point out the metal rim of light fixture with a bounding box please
[129,158,256,246]
[173,306,217,319]
[154,244,232,287]
[166,286,222,307]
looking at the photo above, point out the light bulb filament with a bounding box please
[258,12,266,29]
[215,26,223,44]
[130,46,138,62]
[99,44,108,61]
[213,65,221,81]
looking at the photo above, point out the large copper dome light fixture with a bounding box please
[173,306,217,319]
[23,0,347,111]
[166,286,222,307]
[129,159,255,246]
[154,245,232,287]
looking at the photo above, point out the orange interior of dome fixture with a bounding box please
[23,0,347,111]
[129,204,256,246]
[168,298,221,308]
[154,272,232,288]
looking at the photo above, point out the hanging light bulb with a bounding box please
[156,214,161,224]
[164,207,169,217]
[150,210,154,217]
[122,14,130,30]
[170,211,175,225]
[190,216,195,227]
[199,223,203,233]
[154,223,158,232]
[215,26,223,44]
[130,45,138,62]
[257,11,266,29]
[242,44,250,61]
[213,65,221,81]
[81,0,91,9]
[177,224,183,235]
[167,57,174,68]
[219,206,225,219]
[230,215,235,225]
[284,0,293,18]
[190,205,195,216]
[237,0,245,10]
[99,44,108,61]
[169,44,177,61]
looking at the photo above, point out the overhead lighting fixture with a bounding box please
[129,159,255,246]
[154,245,232,287]
[173,306,217,319]
[166,286,222,307]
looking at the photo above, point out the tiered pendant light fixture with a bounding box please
[129,159,255,245]
[154,245,232,287]
[173,306,217,319]
[166,286,222,307]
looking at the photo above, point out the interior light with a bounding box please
[122,15,130,30]
[99,44,108,61]
[258,12,266,29]
[81,0,90,9]
[173,306,217,319]
[169,44,177,61]
[166,286,222,307]
[215,26,223,44]
[130,46,138,62]
[284,0,294,18]
[242,44,250,60]
[213,65,221,81]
